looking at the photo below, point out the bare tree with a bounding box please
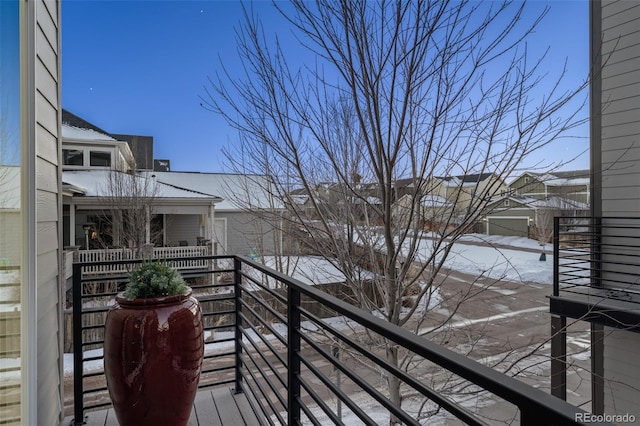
[202,1,587,422]
[96,169,161,257]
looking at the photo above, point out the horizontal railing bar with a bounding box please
[239,312,288,367]
[239,271,288,305]
[239,340,288,410]
[204,323,235,332]
[83,385,108,394]
[203,351,235,360]
[197,295,235,303]
[200,365,235,375]
[299,399,323,426]
[239,301,288,347]
[84,401,112,410]
[81,339,104,347]
[82,371,105,379]
[198,378,235,389]
[239,332,287,389]
[298,306,484,423]
[238,255,586,423]
[238,370,278,426]
[203,309,236,317]
[240,359,286,426]
[298,352,380,426]
[240,287,288,325]
[298,375,345,426]
[80,324,106,332]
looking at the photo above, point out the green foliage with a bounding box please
[124,261,189,300]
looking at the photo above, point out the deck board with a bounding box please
[63,387,263,426]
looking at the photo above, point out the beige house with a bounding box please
[392,193,453,231]
[0,1,64,424]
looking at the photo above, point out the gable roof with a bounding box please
[516,170,590,187]
[62,170,220,201]
[487,194,589,211]
[147,171,284,211]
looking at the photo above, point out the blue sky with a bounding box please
[62,1,590,174]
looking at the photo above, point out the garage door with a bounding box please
[487,216,529,237]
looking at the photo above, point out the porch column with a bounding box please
[208,202,215,253]
[145,205,151,244]
[69,202,76,247]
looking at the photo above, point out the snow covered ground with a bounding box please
[414,234,553,285]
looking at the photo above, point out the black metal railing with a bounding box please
[71,254,602,425]
[552,216,640,331]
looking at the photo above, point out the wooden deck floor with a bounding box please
[64,387,263,426]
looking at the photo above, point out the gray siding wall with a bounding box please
[596,0,640,417]
[599,1,640,216]
[165,214,200,246]
[220,211,279,256]
[33,0,63,423]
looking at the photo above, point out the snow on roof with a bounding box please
[0,167,20,210]
[290,194,309,205]
[420,194,452,207]
[248,256,375,288]
[62,123,115,141]
[148,171,284,211]
[62,170,216,200]
[491,194,588,210]
[519,170,590,187]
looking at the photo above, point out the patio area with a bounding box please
[66,254,602,425]
[64,387,261,426]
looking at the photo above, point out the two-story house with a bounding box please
[60,110,283,257]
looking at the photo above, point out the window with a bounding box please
[504,199,510,207]
[63,149,83,166]
[90,151,111,167]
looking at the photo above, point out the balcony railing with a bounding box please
[74,245,210,275]
[551,216,640,331]
[70,255,599,425]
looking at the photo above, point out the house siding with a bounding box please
[165,214,200,246]
[32,0,63,424]
[595,0,640,418]
[221,211,279,256]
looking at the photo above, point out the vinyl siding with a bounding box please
[33,0,63,424]
[221,211,279,256]
[165,214,200,246]
[597,0,640,418]
[603,327,640,418]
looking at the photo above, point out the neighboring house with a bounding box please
[507,169,590,204]
[484,195,588,238]
[0,1,64,424]
[392,193,453,231]
[149,171,285,256]
[59,112,283,257]
[550,0,640,419]
[437,172,506,212]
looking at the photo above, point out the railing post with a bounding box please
[233,257,243,394]
[287,286,301,425]
[553,216,560,297]
[550,314,567,400]
[72,262,85,425]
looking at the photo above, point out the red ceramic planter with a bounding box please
[104,291,204,426]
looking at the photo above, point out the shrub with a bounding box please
[124,261,189,300]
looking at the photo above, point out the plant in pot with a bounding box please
[104,261,204,426]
